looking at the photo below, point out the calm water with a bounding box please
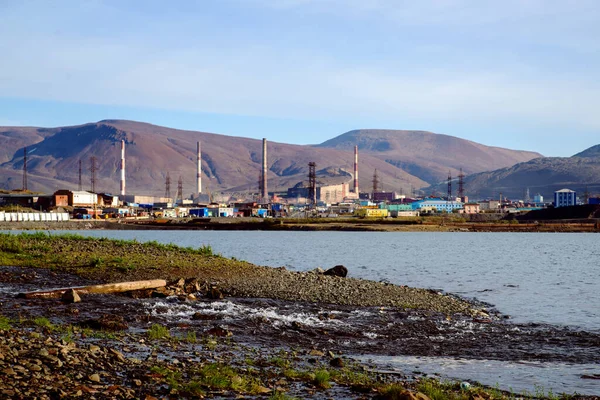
[43,230,599,332]
[6,230,600,394]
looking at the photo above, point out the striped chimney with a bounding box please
[353,145,359,194]
[261,138,268,201]
[120,140,126,196]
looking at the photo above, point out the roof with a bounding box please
[555,189,575,193]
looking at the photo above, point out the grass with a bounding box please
[313,369,331,389]
[185,330,197,344]
[33,317,55,331]
[147,324,171,340]
[0,315,11,331]
[269,392,299,400]
[0,232,248,284]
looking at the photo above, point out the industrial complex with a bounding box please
[0,139,586,221]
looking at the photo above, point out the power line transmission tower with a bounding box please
[22,147,27,191]
[177,176,183,203]
[458,168,465,199]
[372,169,379,199]
[447,171,452,200]
[308,162,316,207]
[78,159,82,191]
[90,156,97,193]
[164,172,171,199]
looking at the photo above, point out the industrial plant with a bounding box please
[0,136,586,222]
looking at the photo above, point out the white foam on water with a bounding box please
[349,309,375,318]
[356,355,600,396]
[145,300,345,328]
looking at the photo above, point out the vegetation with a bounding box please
[0,232,247,283]
[33,316,55,330]
[0,314,11,331]
[147,324,171,340]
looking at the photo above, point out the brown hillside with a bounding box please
[0,121,427,197]
[317,129,542,183]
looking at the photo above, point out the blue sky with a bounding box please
[1,0,599,156]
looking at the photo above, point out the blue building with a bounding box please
[554,189,576,207]
[412,199,463,213]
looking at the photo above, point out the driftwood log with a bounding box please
[17,279,167,299]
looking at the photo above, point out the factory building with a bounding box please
[554,189,577,207]
[411,199,463,213]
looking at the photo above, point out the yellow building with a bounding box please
[354,208,389,218]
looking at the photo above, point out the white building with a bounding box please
[71,191,98,207]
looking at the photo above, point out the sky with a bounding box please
[0,0,599,157]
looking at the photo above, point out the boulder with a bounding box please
[329,357,344,368]
[207,287,224,299]
[183,278,201,294]
[62,289,81,304]
[323,265,348,278]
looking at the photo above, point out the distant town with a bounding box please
[0,135,590,223]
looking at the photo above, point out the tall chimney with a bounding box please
[261,138,268,202]
[353,145,359,194]
[120,140,125,196]
[197,141,202,195]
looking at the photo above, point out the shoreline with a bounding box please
[1,218,600,233]
[1,233,599,398]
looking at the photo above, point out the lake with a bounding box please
[43,230,599,332]
[8,230,600,395]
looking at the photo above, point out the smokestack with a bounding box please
[197,141,202,195]
[354,145,359,194]
[261,138,268,202]
[120,140,125,196]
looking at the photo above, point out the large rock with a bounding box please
[323,265,348,278]
[62,289,81,303]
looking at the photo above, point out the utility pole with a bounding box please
[308,162,316,207]
[165,172,171,200]
[90,156,97,193]
[78,159,82,191]
[177,176,183,204]
[372,169,379,200]
[458,168,465,199]
[22,147,27,191]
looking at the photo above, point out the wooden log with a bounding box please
[17,279,167,299]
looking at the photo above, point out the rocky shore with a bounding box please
[1,233,599,399]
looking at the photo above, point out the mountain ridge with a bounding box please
[0,120,542,198]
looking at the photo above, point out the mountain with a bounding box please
[0,121,541,198]
[428,147,600,200]
[317,129,541,184]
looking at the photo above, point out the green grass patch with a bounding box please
[0,232,239,284]
[147,324,171,340]
[313,369,331,389]
[185,330,197,344]
[269,391,299,400]
[0,315,11,331]
[33,317,55,331]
